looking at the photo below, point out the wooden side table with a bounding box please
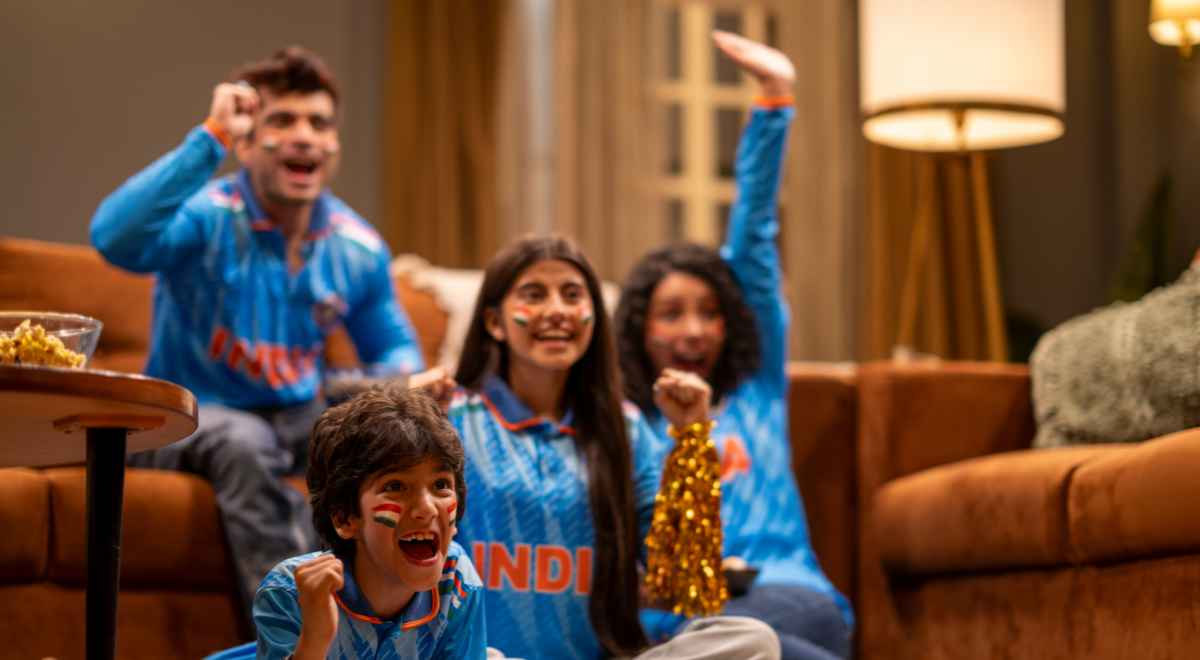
[0,365,197,660]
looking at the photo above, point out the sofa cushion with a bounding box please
[0,237,152,371]
[0,468,49,582]
[1068,428,1200,564]
[45,467,234,590]
[0,583,242,660]
[875,445,1119,576]
[1031,266,1200,448]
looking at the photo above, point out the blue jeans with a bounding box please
[128,400,323,621]
[722,585,851,660]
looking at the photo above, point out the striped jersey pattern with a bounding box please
[644,106,854,630]
[253,542,486,659]
[447,377,660,660]
[90,125,423,408]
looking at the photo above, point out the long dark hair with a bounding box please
[456,236,648,655]
[615,243,761,414]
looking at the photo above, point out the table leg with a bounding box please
[86,427,127,660]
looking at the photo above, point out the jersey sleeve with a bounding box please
[252,586,304,660]
[341,246,425,376]
[90,125,225,273]
[431,584,488,660]
[628,410,668,544]
[718,106,795,391]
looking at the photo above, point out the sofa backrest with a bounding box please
[0,236,448,373]
[0,236,153,373]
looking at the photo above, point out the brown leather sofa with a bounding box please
[855,362,1200,660]
[0,237,859,658]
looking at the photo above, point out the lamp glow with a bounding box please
[859,0,1065,152]
[1150,0,1200,57]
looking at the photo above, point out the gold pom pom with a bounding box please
[643,420,728,617]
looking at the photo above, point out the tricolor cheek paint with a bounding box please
[371,503,405,528]
[577,307,594,326]
[511,306,533,327]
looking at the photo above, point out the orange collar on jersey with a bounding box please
[332,588,440,631]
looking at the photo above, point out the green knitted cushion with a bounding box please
[1031,266,1200,448]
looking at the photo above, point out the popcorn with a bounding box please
[0,319,86,368]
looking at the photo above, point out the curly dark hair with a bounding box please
[614,243,761,413]
[228,45,340,106]
[307,386,465,561]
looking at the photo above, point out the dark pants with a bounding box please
[128,399,325,619]
[723,585,852,660]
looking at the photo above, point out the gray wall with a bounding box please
[1,0,388,245]
[992,0,1200,336]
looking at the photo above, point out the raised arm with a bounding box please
[713,31,795,384]
[90,82,259,272]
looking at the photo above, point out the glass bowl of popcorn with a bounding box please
[0,312,103,369]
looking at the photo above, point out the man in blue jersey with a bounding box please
[90,47,424,619]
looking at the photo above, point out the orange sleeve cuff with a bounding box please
[202,117,232,149]
[753,95,795,109]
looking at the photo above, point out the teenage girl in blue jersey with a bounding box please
[614,33,853,660]
[439,236,779,659]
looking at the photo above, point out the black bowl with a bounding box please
[723,566,760,596]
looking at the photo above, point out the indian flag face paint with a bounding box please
[578,306,594,326]
[371,503,405,529]
[446,500,457,517]
[511,305,533,327]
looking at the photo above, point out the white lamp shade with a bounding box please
[1149,0,1200,48]
[859,0,1065,152]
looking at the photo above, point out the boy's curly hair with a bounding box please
[615,243,760,413]
[307,386,465,559]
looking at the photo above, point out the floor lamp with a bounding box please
[859,0,1066,361]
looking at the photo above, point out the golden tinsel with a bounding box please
[643,420,728,617]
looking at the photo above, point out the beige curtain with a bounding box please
[542,0,654,282]
[862,145,1008,361]
[773,0,860,361]
[382,0,508,269]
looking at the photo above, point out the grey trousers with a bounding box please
[487,616,781,660]
[127,400,324,619]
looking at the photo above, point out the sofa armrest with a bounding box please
[854,360,1037,657]
[857,360,1036,489]
[787,362,857,601]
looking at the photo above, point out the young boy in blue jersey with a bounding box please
[229,385,485,659]
[90,47,425,618]
[616,33,853,660]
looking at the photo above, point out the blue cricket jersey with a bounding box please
[253,542,486,659]
[90,124,423,408]
[641,106,854,633]
[447,377,660,660]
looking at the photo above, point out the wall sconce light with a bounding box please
[1150,0,1200,58]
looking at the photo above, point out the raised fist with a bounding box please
[207,81,260,141]
[292,553,344,657]
[653,367,712,429]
